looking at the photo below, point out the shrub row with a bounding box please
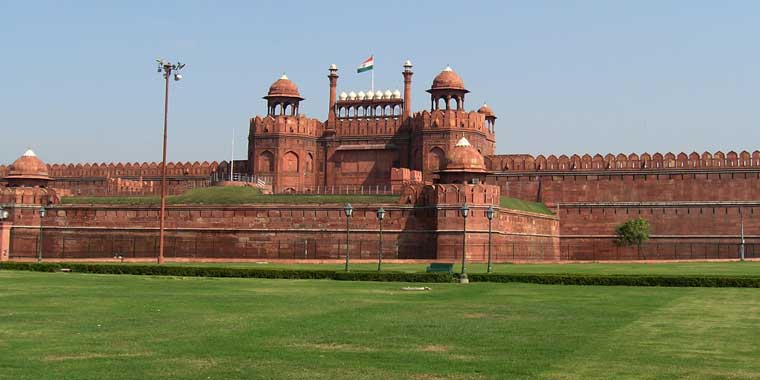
[0,262,453,283]
[466,273,760,288]
[2,262,758,287]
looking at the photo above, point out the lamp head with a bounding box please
[486,206,495,220]
[344,203,353,217]
[174,73,182,81]
[376,207,385,221]
[460,204,469,218]
[0,207,8,220]
[39,207,46,218]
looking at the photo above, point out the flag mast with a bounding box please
[371,55,374,93]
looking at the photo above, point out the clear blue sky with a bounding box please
[1,1,758,164]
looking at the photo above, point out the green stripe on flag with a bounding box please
[357,65,373,73]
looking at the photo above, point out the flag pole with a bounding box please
[371,59,374,93]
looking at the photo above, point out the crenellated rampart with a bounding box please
[488,150,760,172]
[249,115,323,138]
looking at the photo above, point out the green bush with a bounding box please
[466,273,760,288]
[3,262,759,287]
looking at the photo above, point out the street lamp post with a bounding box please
[156,59,185,265]
[376,207,385,272]
[37,207,46,263]
[344,204,353,271]
[486,206,495,273]
[460,204,470,284]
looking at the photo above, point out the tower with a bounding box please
[249,75,322,192]
[402,60,413,120]
[327,64,339,125]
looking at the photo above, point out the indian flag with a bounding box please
[357,56,374,73]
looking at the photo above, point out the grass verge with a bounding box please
[60,186,399,205]
[500,196,554,215]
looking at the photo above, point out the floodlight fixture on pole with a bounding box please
[344,204,353,272]
[156,59,186,265]
[486,205,495,273]
[460,204,470,283]
[376,207,385,272]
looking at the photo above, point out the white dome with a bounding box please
[375,90,383,99]
[404,60,412,67]
[357,91,366,100]
[329,64,337,70]
[339,91,348,100]
[392,89,401,98]
[348,91,357,100]
[383,90,392,99]
[365,90,374,100]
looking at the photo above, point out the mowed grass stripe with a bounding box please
[3,271,758,379]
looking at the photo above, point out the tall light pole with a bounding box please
[37,207,46,263]
[376,207,385,272]
[344,204,353,271]
[740,207,745,261]
[460,204,469,283]
[156,59,185,265]
[486,206,495,273]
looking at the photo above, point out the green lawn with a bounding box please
[60,186,399,205]
[499,196,554,215]
[146,261,760,276]
[1,271,759,379]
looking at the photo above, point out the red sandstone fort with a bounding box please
[1,61,758,262]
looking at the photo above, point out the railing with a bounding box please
[210,172,273,185]
[298,185,395,195]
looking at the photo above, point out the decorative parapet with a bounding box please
[488,150,760,172]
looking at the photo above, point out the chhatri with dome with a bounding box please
[248,61,497,192]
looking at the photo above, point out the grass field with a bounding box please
[2,271,760,379]
[60,187,554,215]
[146,261,760,276]
[60,187,399,205]
[499,196,554,215]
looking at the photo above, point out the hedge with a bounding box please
[2,262,759,287]
[465,273,760,288]
[0,262,453,283]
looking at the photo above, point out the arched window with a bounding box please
[282,151,299,172]
[428,147,446,171]
[437,98,446,110]
[306,153,314,172]
[258,151,274,172]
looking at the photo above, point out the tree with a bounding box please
[615,218,651,258]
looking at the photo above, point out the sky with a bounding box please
[1,1,758,165]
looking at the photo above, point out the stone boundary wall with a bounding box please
[558,202,760,260]
[493,171,760,207]
[5,203,559,262]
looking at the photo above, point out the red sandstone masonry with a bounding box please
[487,150,760,172]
